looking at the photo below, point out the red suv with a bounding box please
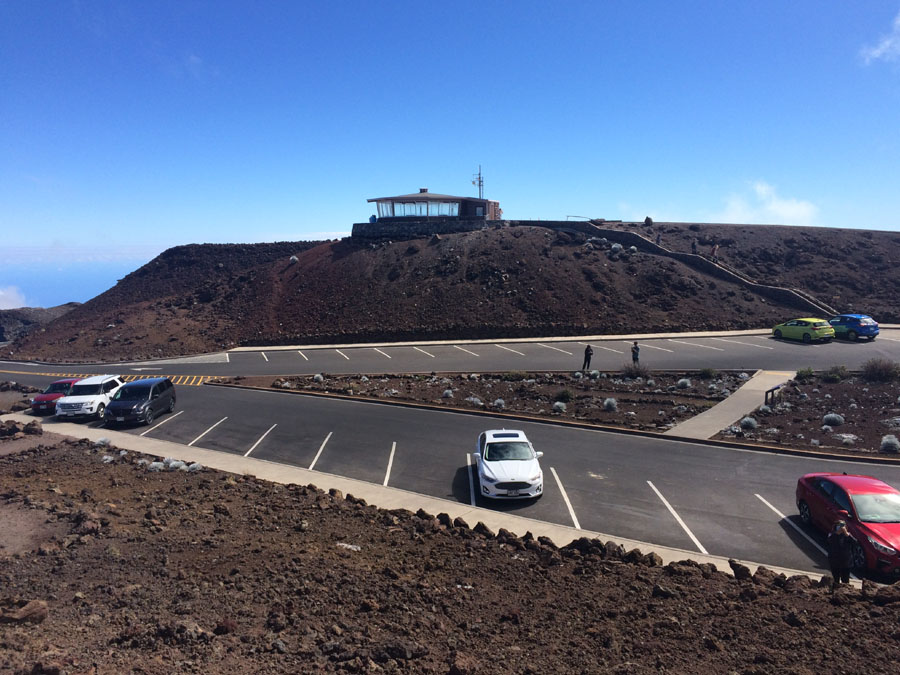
[797,472,900,576]
[30,378,80,415]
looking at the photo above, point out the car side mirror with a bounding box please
[837,509,852,519]
[536,451,544,458]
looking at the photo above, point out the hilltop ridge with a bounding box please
[8,222,900,362]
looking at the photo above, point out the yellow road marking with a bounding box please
[0,369,209,386]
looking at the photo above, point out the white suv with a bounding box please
[55,375,125,420]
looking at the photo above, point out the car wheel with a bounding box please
[798,501,811,526]
[802,333,812,343]
[850,540,866,572]
[145,408,155,425]
[95,403,105,419]
[774,329,782,339]
[848,330,858,341]
[168,397,176,413]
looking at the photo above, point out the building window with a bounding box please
[377,202,393,218]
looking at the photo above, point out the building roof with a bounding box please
[367,190,491,203]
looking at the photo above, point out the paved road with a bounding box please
[3,328,900,575]
[2,329,900,381]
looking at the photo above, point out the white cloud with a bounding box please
[861,11,900,64]
[0,286,27,310]
[0,245,164,266]
[713,181,818,226]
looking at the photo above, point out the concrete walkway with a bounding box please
[1,411,831,583]
[664,370,795,440]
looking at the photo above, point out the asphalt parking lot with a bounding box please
[37,381,900,576]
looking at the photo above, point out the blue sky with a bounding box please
[2,1,900,309]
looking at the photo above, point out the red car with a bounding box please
[797,472,900,576]
[30,378,80,415]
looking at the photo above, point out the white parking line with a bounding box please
[878,336,900,343]
[335,350,349,360]
[225,353,230,363]
[550,467,581,529]
[383,441,396,486]
[754,493,827,556]
[467,453,477,506]
[538,343,573,355]
[711,337,774,350]
[624,341,673,353]
[373,348,392,359]
[667,339,724,351]
[495,344,525,356]
[140,410,183,437]
[413,346,435,358]
[244,423,277,457]
[647,481,708,554]
[580,342,623,354]
[454,345,479,357]
[297,351,308,361]
[261,352,269,362]
[308,431,332,471]
[188,416,228,447]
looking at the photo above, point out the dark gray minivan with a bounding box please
[104,377,176,426]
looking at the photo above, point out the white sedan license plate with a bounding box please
[507,489,520,497]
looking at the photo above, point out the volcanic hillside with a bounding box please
[8,223,900,362]
[0,303,80,343]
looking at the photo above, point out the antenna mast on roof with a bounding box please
[472,165,484,200]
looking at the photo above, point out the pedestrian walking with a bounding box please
[581,344,593,371]
[631,341,640,365]
[655,232,662,245]
[711,243,720,263]
[827,520,854,591]
[691,238,698,255]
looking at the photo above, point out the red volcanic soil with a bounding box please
[7,222,900,363]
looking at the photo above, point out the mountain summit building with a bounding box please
[367,188,501,221]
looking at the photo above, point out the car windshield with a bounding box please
[485,441,533,461]
[44,382,72,394]
[70,384,101,396]
[851,492,900,523]
[113,387,150,401]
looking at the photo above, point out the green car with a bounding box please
[772,318,835,343]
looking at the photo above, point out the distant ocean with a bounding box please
[0,259,149,309]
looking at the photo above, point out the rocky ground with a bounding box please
[230,369,749,433]
[5,424,900,674]
[716,369,900,457]
[12,221,900,362]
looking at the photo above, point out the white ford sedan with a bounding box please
[474,429,544,499]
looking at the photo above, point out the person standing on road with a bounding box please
[581,344,593,372]
[631,341,640,365]
[827,520,854,591]
[711,243,720,263]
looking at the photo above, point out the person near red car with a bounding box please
[826,520,853,591]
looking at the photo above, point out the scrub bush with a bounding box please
[603,397,618,412]
[822,365,849,383]
[552,401,567,413]
[740,416,758,430]
[881,435,900,454]
[555,389,574,403]
[795,367,815,383]
[699,368,718,380]
[493,398,505,410]
[676,378,692,389]
[861,358,900,383]
[622,363,650,379]
[823,413,845,427]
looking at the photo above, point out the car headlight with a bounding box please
[480,473,499,484]
[867,536,897,556]
[528,474,542,482]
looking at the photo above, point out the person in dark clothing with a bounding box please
[691,238,698,255]
[827,520,854,590]
[655,232,662,245]
[581,344,593,371]
[631,341,640,365]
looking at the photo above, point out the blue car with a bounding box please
[828,314,879,341]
